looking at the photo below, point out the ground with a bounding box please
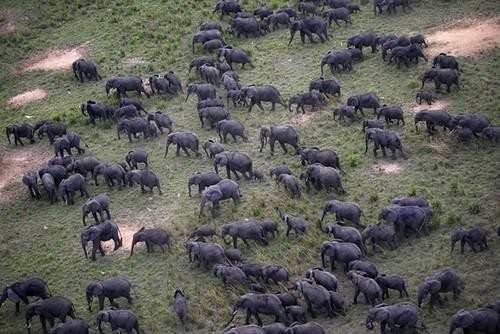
[0,0,499,333]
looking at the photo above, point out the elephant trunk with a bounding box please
[80,103,87,116]
[81,237,88,259]
[320,207,328,222]
[5,127,11,144]
[320,59,326,76]
[130,238,137,257]
[86,292,93,311]
[214,162,219,174]
[188,181,193,197]
[364,134,370,154]
[164,142,171,158]
[320,245,328,268]
[288,30,295,46]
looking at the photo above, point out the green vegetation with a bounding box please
[1,0,499,333]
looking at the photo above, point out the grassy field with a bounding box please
[1,0,499,333]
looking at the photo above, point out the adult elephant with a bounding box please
[149,74,176,95]
[433,53,460,71]
[449,307,499,334]
[365,302,423,333]
[38,165,66,187]
[147,111,173,134]
[298,147,343,171]
[221,219,268,248]
[72,58,101,82]
[347,271,383,306]
[225,293,287,327]
[214,0,242,19]
[294,280,335,318]
[288,17,328,45]
[188,56,216,74]
[320,240,362,272]
[421,68,460,93]
[214,151,253,180]
[127,170,162,194]
[37,121,67,144]
[231,17,262,38]
[389,44,427,67]
[81,101,114,124]
[82,193,111,225]
[417,268,463,309]
[81,220,122,261]
[105,76,149,98]
[301,164,345,194]
[188,171,223,197]
[185,83,217,102]
[199,179,241,217]
[198,106,230,129]
[192,29,223,53]
[347,32,379,53]
[450,226,488,253]
[184,241,226,268]
[217,119,247,143]
[58,173,89,205]
[379,204,429,238]
[6,123,35,146]
[309,78,341,98]
[0,277,50,315]
[365,128,405,158]
[362,223,398,252]
[219,47,254,69]
[242,85,286,112]
[117,117,150,142]
[86,277,132,311]
[288,91,326,114]
[23,172,41,200]
[321,199,364,226]
[130,227,171,256]
[453,113,490,137]
[259,125,299,155]
[164,132,201,157]
[51,319,90,334]
[93,163,127,188]
[25,296,76,334]
[414,110,454,134]
[285,322,326,334]
[347,92,380,116]
[320,49,353,75]
[321,222,365,254]
[97,309,140,334]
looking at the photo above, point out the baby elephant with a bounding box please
[450,226,488,254]
[276,207,308,237]
[86,277,133,311]
[130,227,171,256]
[127,170,162,194]
[97,309,140,334]
[173,289,188,325]
[277,174,301,199]
[286,305,307,324]
[375,274,409,299]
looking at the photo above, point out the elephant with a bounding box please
[25,297,76,334]
[164,132,201,157]
[386,0,411,14]
[320,240,362,272]
[173,289,188,325]
[214,0,242,19]
[188,224,217,240]
[198,97,225,110]
[347,92,380,116]
[200,21,222,31]
[379,204,430,238]
[453,127,474,143]
[298,147,343,171]
[320,49,353,74]
[72,58,101,82]
[192,29,223,53]
[37,121,67,144]
[0,277,50,315]
[163,70,182,93]
[333,105,358,122]
[67,156,101,180]
[118,98,145,114]
[117,117,150,142]
[410,33,428,47]
[265,12,292,31]
[219,47,254,69]
[326,0,350,9]
[217,119,248,143]
[301,164,345,194]
[433,53,460,71]
[322,8,352,27]
[225,248,244,263]
[453,113,490,137]
[127,169,162,194]
[273,292,298,308]
[221,219,268,248]
[130,227,171,256]
[417,268,463,309]
[53,133,86,157]
[276,207,308,236]
[259,125,299,155]
[347,271,383,306]
[415,91,437,105]
[294,280,336,318]
[82,193,111,225]
[298,1,317,15]
[188,171,223,197]
[421,68,460,93]
[347,32,379,53]
[203,39,226,53]
[81,101,114,123]
[105,76,149,98]
[362,223,398,252]
[321,200,363,226]
[50,319,89,334]
[230,17,263,38]
[203,139,225,158]
[320,221,365,253]
[81,220,122,261]
[285,322,325,334]
[223,325,266,334]
[199,107,230,129]
[199,64,221,86]
[305,267,339,292]
[285,305,307,324]
[48,156,73,168]
[38,165,66,187]
[365,128,405,158]
[269,164,292,180]
[362,119,385,133]
[184,241,226,269]
[414,109,454,134]
[222,71,241,91]
[482,126,500,142]
[238,263,265,281]
[214,151,253,180]
[449,307,499,334]
[388,44,427,67]
[149,75,177,95]
[86,277,132,311]
[225,293,287,327]
[97,309,140,334]
[227,89,247,107]
[309,78,341,98]
[391,195,430,208]
[185,83,217,102]
[113,105,139,120]
[276,174,302,199]
[214,264,249,286]
[365,303,422,334]
[288,17,328,45]
[377,105,404,125]
[199,179,241,217]
[58,173,89,205]
[375,274,409,298]
[242,85,286,112]
[6,123,35,146]
[188,56,216,74]
[288,91,326,114]
[254,6,273,19]
[23,172,41,200]
[450,226,488,253]
[93,163,127,188]
[380,36,410,61]
[348,260,379,278]
[259,218,279,239]
[125,149,148,170]
[41,173,58,204]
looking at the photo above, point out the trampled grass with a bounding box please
[1,0,499,333]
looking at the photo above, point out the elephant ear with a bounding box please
[452,310,474,328]
[6,288,21,302]
[374,308,390,322]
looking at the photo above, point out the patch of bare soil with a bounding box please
[411,100,449,113]
[290,112,319,125]
[0,8,26,35]
[102,223,137,253]
[7,88,48,107]
[427,18,500,57]
[374,162,403,174]
[0,145,52,203]
[123,57,146,68]
[23,44,88,72]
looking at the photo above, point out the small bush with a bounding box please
[346,153,361,167]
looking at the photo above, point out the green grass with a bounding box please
[1,0,500,333]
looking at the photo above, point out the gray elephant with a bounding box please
[117,117,150,142]
[199,106,230,129]
[81,220,122,261]
[333,105,358,122]
[58,174,89,205]
[217,119,247,143]
[214,264,248,286]
[347,271,383,306]
[321,200,363,226]
[222,71,240,91]
[320,240,362,272]
[453,127,474,143]
[119,97,145,113]
[377,105,404,125]
[261,265,289,285]
[433,53,460,71]
[125,149,148,170]
[362,119,385,133]
[285,322,325,334]
[149,74,176,95]
[189,56,216,74]
[53,133,87,157]
[221,219,268,248]
[127,169,162,194]
[285,305,307,324]
[86,277,132,311]
[347,92,380,116]
[164,131,201,157]
[223,325,266,334]
[113,105,139,120]
[259,219,279,239]
[323,7,352,27]
[81,101,114,124]
[214,0,241,19]
[6,123,35,146]
[72,58,101,82]
[185,83,217,102]
[362,223,398,252]
[184,241,226,269]
[453,113,490,137]
[379,204,429,238]
[288,17,328,45]
[22,172,41,200]
[266,12,292,31]
[275,208,308,236]
[450,226,488,253]
[347,32,379,53]
[388,44,427,67]
[68,156,101,179]
[320,49,353,74]
[269,164,292,180]
[375,274,409,298]
[188,171,222,197]
[41,173,58,204]
[0,277,50,315]
[192,29,223,53]
[214,151,253,180]
[173,289,188,325]
[320,221,365,253]
[348,260,379,278]
[199,64,221,86]
[242,85,287,112]
[48,156,73,168]
[105,76,149,98]
[130,227,171,256]
[97,309,140,334]
[93,163,127,188]
[230,17,263,38]
[309,78,341,98]
[421,68,460,93]
[50,319,89,334]
[298,147,344,172]
[25,297,76,334]
[449,307,499,334]
[482,126,500,142]
[259,125,299,155]
[225,248,244,263]
[294,280,335,318]
[198,97,225,110]
[414,110,454,134]
[37,121,67,144]
[39,164,66,187]
[82,193,111,225]
[199,179,241,217]
[219,47,254,69]
[288,91,326,114]
[188,224,217,240]
[415,90,437,105]
[203,39,226,53]
[225,293,287,327]
[203,139,225,158]
[365,302,422,334]
[365,128,405,158]
[305,267,339,292]
[277,174,302,199]
[164,70,182,94]
[417,268,463,309]
[147,111,173,134]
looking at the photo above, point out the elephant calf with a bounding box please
[82,193,111,225]
[130,227,171,256]
[276,207,308,236]
[277,174,302,199]
[375,274,409,299]
[173,289,188,324]
[365,303,422,334]
[214,264,248,286]
[25,296,76,334]
[97,309,140,334]
[450,226,488,254]
[22,172,41,200]
[127,170,162,194]
[347,271,383,306]
[59,174,89,205]
[51,319,90,334]
[417,267,463,309]
[199,179,241,217]
[86,277,132,311]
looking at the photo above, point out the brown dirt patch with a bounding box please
[123,57,146,69]
[0,145,52,203]
[0,8,27,35]
[7,88,48,107]
[290,112,319,125]
[426,18,500,57]
[411,100,449,113]
[374,162,403,174]
[23,44,88,72]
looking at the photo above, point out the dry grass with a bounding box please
[23,44,88,72]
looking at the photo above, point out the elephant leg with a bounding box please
[40,316,48,334]
[109,297,119,308]
[286,225,291,237]
[279,141,288,154]
[254,313,263,327]
[182,146,191,157]
[256,101,264,111]
[245,310,252,324]
[242,239,250,247]
[92,212,99,223]
[353,288,360,304]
